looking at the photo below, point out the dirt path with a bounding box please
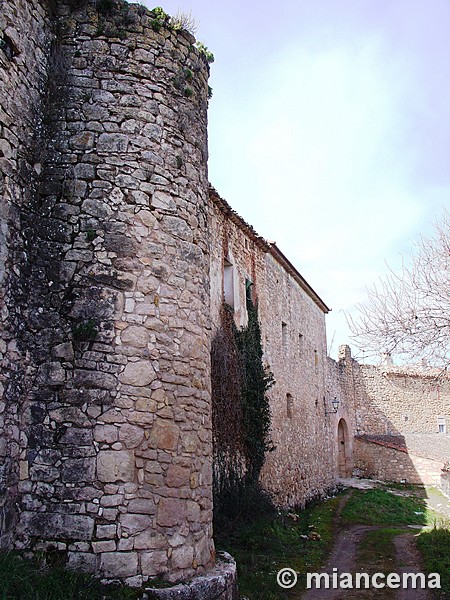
[301,524,380,599]
[395,534,431,600]
[301,492,431,600]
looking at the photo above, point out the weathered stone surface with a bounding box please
[22,512,94,540]
[97,133,130,153]
[119,361,155,386]
[120,513,152,534]
[149,420,180,451]
[127,498,156,515]
[156,498,186,527]
[100,552,138,578]
[171,545,194,570]
[166,465,190,488]
[121,326,149,348]
[140,550,169,577]
[62,458,96,483]
[97,450,135,483]
[118,423,144,449]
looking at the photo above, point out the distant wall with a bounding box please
[353,363,450,436]
[354,438,442,486]
[335,347,450,486]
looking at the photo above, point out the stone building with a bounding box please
[209,190,339,508]
[0,0,448,591]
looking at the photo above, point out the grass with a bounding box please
[0,552,142,600]
[341,487,450,598]
[215,495,340,599]
[417,515,450,599]
[341,488,430,526]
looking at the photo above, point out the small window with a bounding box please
[286,394,293,419]
[223,259,234,308]
[298,333,304,355]
[438,417,446,434]
[282,322,288,352]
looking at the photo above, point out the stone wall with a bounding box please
[352,362,450,436]
[354,438,443,485]
[335,347,450,485]
[0,0,53,548]
[209,191,338,508]
[1,0,214,585]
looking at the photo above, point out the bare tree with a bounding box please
[348,210,450,368]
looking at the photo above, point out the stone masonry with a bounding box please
[209,190,338,508]
[0,0,448,589]
[1,0,214,586]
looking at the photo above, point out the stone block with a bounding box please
[126,498,156,514]
[119,423,144,449]
[156,498,186,527]
[97,450,135,483]
[120,513,153,534]
[68,552,97,573]
[134,531,166,550]
[22,512,94,541]
[171,545,194,570]
[74,370,117,390]
[92,540,116,553]
[100,552,138,578]
[96,524,117,539]
[97,133,130,153]
[94,424,119,443]
[166,465,190,488]
[121,326,149,348]
[140,550,169,577]
[119,361,155,386]
[62,457,96,483]
[148,419,180,451]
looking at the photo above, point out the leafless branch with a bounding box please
[348,210,450,368]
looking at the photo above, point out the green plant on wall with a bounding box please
[150,6,169,32]
[237,297,275,481]
[211,297,274,524]
[195,41,215,63]
[72,319,98,343]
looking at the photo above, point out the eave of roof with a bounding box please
[209,185,331,314]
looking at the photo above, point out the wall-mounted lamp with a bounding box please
[325,397,340,415]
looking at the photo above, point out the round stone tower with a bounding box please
[14,0,214,585]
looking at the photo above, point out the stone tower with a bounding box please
[0,0,213,585]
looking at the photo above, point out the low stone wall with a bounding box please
[146,553,238,600]
[354,438,442,485]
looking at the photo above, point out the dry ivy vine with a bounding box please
[211,298,274,522]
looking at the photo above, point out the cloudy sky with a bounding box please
[134,0,449,359]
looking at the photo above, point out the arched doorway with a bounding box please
[337,418,351,478]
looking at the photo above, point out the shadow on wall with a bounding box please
[333,346,450,492]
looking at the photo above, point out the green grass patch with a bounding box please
[417,516,450,599]
[215,495,340,599]
[0,551,142,600]
[341,489,430,526]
